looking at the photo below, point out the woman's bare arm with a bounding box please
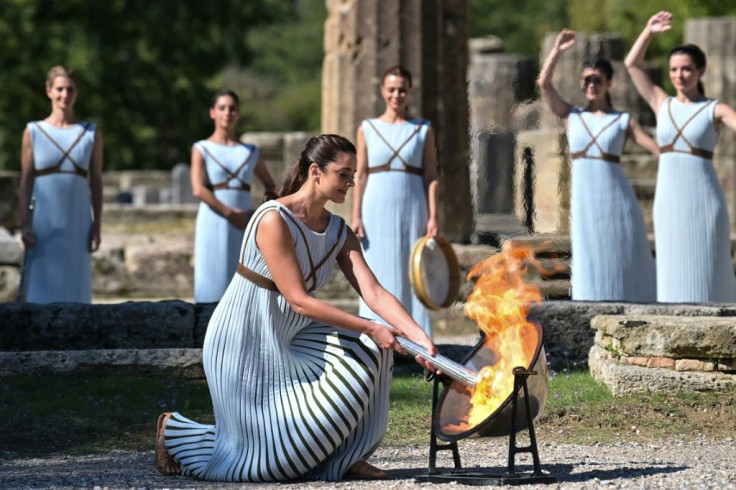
[537,29,575,120]
[624,11,672,113]
[423,127,439,237]
[350,126,369,238]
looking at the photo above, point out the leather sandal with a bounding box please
[155,413,182,476]
[345,460,388,480]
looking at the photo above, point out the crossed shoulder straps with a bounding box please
[32,122,92,178]
[659,98,717,159]
[237,203,347,294]
[569,111,624,164]
[199,142,256,191]
[365,119,427,175]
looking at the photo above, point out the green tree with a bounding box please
[469,0,568,57]
[0,0,295,171]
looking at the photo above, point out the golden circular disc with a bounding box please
[409,235,461,310]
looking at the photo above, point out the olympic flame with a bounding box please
[464,241,551,428]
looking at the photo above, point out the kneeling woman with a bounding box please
[155,134,437,482]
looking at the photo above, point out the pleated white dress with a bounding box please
[654,97,736,303]
[359,118,432,336]
[165,202,393,482]
[193,140,258,303]
[25,121,96,303]
[568,109,656,302]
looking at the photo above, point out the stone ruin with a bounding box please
[2,5,736,399]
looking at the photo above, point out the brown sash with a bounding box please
[201,143,255,191]
[570,112,623,163]
[658,98,716,159]
[236,205,346,294]
[365,120,425,175]
[32,122,91,178]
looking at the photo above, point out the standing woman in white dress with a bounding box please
[538,30,658,302]
[17,66,103,303]
[351,66,440,337]
[625,11,736,303]
[191,90,277,303]
[156,134,438,482]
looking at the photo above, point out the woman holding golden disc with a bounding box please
[351,65,440,338]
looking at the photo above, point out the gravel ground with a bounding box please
[1,437,734,489]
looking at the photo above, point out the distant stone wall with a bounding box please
[589,315,736,395]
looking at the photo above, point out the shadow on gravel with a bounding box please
[543,462,687,483]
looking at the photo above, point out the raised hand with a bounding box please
[647,11,673,34]
[555,29,575,52]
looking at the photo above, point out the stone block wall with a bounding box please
[589,315,736,395]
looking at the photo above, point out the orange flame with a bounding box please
[464,241,547,428]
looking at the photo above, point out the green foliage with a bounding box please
[0,0,308,171]
[568,0,736,92]
[2,370,735,457]
[469,0,568,57]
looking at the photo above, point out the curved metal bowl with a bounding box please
[434,317,549,442]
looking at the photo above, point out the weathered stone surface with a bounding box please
[591,315,736,359]
[621,356,648,366]
[646,357,675,368]
[125,241,193,298]
[514,129,570,233]
[469,36,504,55]
[470,131,516,214]
[676,359,716,372]
[0,348,204,378]
[0,227,23,265]
[0,265,20,302]
[718,359,736,372]
[589,345,736,396]
[468,53,536,132]
[528,301,625,360]
[0,301,196,350]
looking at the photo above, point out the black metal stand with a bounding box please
[415,368,557,486]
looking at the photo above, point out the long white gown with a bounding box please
[567,109,656,302]
[193,140,258,303]
[654,97,736,303]
[165,202,392,482]
[25,121,96,303]
[359,118,432,336]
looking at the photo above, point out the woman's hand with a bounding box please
[88,221,101,252]
[351,217,366,240]
[647,11,672,34]
[227,208,253,230]
[366,320,401,352]
[21,227,35,249]
[425,217,438,238]
[554,29,575,52]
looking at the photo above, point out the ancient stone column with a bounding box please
[686,18,736,229]
[467,38,536,217]
[322,0,473,242]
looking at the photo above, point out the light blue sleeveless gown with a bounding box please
[359,118,432,337]
[654,97,736,303]
[25,121,96,303]
[193,140,258,303]
[568,109,656,302]
[165,202,392,482]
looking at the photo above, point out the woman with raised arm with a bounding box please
[537,30,658,302]
[190,90,277,303]
[625,11,736,303]
[351,65,440,338]
[17,65,103,303]
[156,134,438,482]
